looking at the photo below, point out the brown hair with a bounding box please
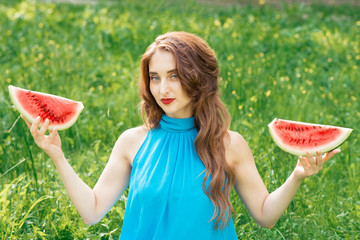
[139,32,235,229]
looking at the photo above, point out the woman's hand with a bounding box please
[22,115,64,160]
[293,149,341,181]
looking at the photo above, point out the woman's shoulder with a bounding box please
[225,130,253,167]
[115,125,150,165]
[120,125,149,140]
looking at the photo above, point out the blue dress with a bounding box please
[119,115,238,240]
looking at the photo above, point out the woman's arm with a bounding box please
[23,116,146,225]
[226,131,340,228]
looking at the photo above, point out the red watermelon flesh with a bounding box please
[9,85,84,130]
[268,118,352,156]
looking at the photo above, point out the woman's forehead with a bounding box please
[148,50,176,73]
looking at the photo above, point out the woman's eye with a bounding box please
[150,76,159,81]
[170,74,179,79]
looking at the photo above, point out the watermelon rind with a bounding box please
[268,118,353,156]
[9,85,84,130]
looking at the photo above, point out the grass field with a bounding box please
[0,0,359,239]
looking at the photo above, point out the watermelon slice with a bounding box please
[9,85,84,130]
[268,118,352,156]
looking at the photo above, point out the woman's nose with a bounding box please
[160,79,169,95]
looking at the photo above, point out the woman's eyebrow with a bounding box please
[149,69,177,75]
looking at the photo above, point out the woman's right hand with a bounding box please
[22,115,64,160]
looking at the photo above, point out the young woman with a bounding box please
[23,31,340,239]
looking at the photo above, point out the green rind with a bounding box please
[268,118,353,156]
[8,85,84,131]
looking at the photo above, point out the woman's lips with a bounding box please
[161,98,175,104]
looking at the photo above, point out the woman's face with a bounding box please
[149,50,193,119]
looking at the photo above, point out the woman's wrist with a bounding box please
[291,169,305,184]
[49,150,66,164]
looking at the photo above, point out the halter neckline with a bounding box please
[159,114,196,132]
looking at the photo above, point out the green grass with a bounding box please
[0,0,359,239]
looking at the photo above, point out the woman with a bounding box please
[24,32,340,239]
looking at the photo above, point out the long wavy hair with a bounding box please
[139,32,235,229]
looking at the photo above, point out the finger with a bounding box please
[49,128,58,141]
[21,115,32,129]
[39,118,49,136]
[315,151,323,167]
[299,155,310,169]
[296,158,302,167]
[30,116,41,136]
[323,149,341,162]
[307,152,317,168]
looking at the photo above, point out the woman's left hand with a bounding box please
[293,149,341,181]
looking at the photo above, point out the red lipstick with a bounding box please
[161,98,175,104]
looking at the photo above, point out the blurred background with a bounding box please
[0,0,359,239]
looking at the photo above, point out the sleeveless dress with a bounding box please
[119,115,238,240]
